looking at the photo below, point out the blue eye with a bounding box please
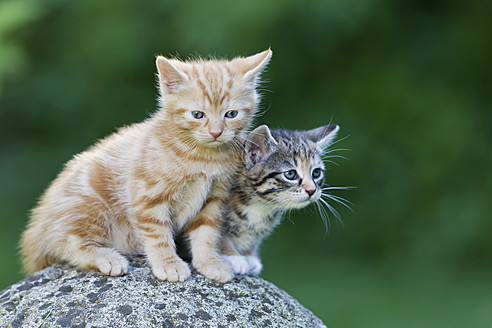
[283,170,298,180]
[312,168,322,179]
[192,111,204,119]
[225,110,238,119]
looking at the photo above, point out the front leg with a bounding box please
[222,237,263,275]
[186,183,233,283]
[244,247,263,276]
[221,237,251,275]
[135,201,190,282]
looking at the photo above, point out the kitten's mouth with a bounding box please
[205,136,235,146]
[206,139,226,146]
[286,201,311,210]
[201,139,233,151]
[281,197,314,209]
[296,195,319,206]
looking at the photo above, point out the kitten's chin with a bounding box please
[276,198,311,210]
[201,139,230,149]
[288,202,311,210]
[285,195,320,209]
[200,135,236,148]
[205,139,227,146]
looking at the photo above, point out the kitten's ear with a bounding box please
[232,49,272,84]
[244,125,277,167]
[156,56,189,94]
[303,124,340,150]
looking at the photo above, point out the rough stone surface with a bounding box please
[0,256,326,327]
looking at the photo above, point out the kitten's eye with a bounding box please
[312,168,322,179]
[224,110,238,119]
[191,111,204,119]
[283,170,298,180]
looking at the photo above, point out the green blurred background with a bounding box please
[1,0,491,326]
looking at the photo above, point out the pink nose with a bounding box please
[305,188,316,196]
[210,131,222,139]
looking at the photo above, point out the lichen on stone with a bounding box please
[0,256,326,327]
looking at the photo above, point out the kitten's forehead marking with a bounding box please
[280,138,316,166]
[189,63,234,108]
[297,157,313,179]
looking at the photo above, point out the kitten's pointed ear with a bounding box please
[156,56,189,94]
[244,125,277,167]
[304,124,340,150]
[232,49,272,84]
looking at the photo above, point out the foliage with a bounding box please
[1,0,491,326]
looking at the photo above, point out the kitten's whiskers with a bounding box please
[321,194,353,213]
[322,186,356,191]
[317,197,344,228]
[314,200,331,233]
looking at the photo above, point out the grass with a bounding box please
[37,307,54,328]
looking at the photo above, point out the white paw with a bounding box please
[222,255,251,275]
[94,251,128,276]
[193,257,234,283]
[152,257,191,282]
[245,256,262,275]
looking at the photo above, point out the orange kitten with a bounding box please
[20,49,272,283]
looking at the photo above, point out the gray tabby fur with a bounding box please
[221,124,339,275]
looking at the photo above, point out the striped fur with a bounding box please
[20,49,272,283]
[221,124,339,275]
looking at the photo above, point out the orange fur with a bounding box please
[20,49,272,283]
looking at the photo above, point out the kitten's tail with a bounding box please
[19,214,58,274]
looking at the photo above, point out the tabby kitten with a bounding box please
[20,49,272,283]
[221,124,339,275]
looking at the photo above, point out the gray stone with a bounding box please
[0,256,326,327]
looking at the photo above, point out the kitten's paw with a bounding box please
[94,251,128,276]
[152,257,191,282]
[222,255,251,275]
[194,257,234,283]
[245,256,263,275]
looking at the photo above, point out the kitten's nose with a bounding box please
[209,121,224,139]
[210,130,222,139]
[303,180,317,197]
[305,188,316,197]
